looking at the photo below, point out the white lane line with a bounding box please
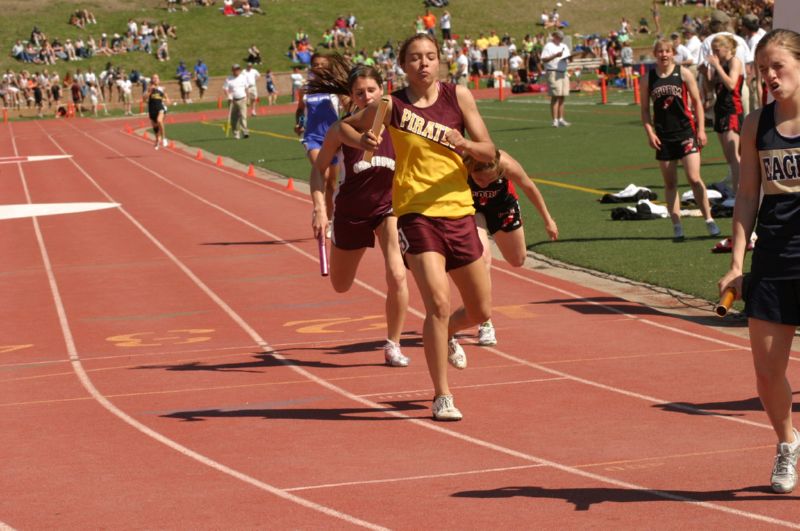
[29,126,387,531]
[0,521,16,530]
[285,464,546,492]
[61,125,800,528]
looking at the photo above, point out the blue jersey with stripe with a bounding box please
[303,93,339,142]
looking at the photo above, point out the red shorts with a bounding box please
[397,213,483,271]
[331,213,390,250]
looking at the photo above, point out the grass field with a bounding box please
[164,89,748,306]
[3,1,713,79]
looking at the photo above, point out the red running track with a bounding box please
[1,116,799,529]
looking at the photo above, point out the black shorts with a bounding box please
[477,198,522,235]
[714,111,743,134]
[744,276,800,326]
[656,136,699,161]
[397,213,483,272]
[149,106,166,122]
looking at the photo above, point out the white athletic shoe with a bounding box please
[552,119,560,128]
[383,340,409,367]
[162,137,168,148]
[447,337,467,369]
[706,219,721,237]
[477,321,497,346]
[558,119,571,127]
[771,429,800,493]
[432,394,462,421]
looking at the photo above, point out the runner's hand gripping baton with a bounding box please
[715,288,735,317]
[318,231,329,277]
[362,97,389,163]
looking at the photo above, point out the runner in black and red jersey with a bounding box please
[708,33,745,195]
[461,148,558,346]
[641,37,719,242]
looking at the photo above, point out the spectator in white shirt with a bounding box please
[440,11,452,41]
[541,30,571,127]
[223,63,251,139]
[671,32,696,74]
[682,27,702,68]
[455,47,469,86]
[741,13,766,111]
[243,63,261,116]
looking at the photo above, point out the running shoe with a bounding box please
[448,337,467,369]
[162,137,168,148]
[672,224,685,242]
[706,219,721,237]
[383,340,409,367]
[711,237,732,253]
[477,321,497,346]
[558,119,571,127]
[771,429,800,493]
[432,394,462,421]
[552,119,560,128]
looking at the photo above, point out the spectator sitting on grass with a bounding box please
[111,33,125,54]
[156,39,169,62]
[96,34,113,56]
[30,27,46,47]
[11,41,30,63]
[64,38,78,61]
[247,43,261,64]
[248,0,265,15]
[320,29,334,49]
[222,0,235,16]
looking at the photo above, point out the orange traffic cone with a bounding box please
[285,178,295,191]
[195,149,203,160]
[247,164,255,177]
[216,156,224,167]
[142,130,149,139]
[169,140,175,149]
[125,124,132,134]
[217,95,223,109]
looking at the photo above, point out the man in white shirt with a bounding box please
[440,11,451,41]
[540,30,571,127]
[289,66,304,102]
[671,32,695,74]
[223,63,251,139]
[455,48,469,86]
[741,13,766,110]
[243,62,261,116]
[682,27,702,65]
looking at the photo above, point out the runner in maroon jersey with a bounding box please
[308,59,410,368]
[459,147,558,346]
[336,34,497,421]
